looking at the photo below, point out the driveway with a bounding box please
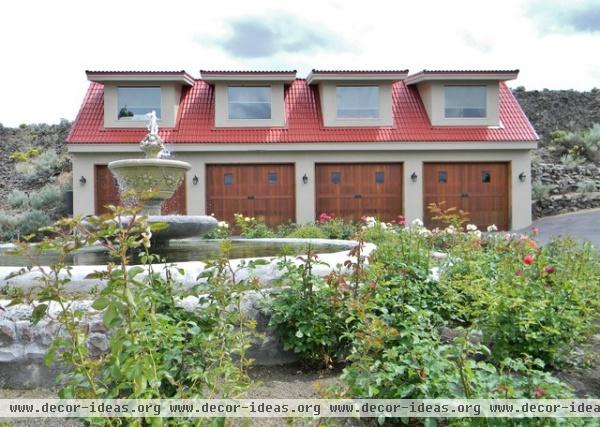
[520,208,600,247]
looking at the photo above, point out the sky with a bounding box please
[0,0,599,126]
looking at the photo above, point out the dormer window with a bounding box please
[336,86,379,119]
[444,85,486,118]
[228,86,272,119]
[117,87,161,120]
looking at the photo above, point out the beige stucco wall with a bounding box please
[416,81,500,126]
[214,83,286,127]
[318,82,393,127]
[103,82,181,128]
[70,143,533,230]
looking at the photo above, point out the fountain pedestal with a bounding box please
[107,111,217,244]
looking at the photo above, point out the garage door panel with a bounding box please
[316,163,403,222]
[95,165,186,215]
[95,165,121,215]
[206,164,295,229]
[424,162,509,230]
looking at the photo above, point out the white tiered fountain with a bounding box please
[108,112,217,244]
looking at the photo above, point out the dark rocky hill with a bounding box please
[512,87,600,146]
[0,120,71,202]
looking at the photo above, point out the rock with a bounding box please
[440,327,485,346]
[15,320,34,342]
[87,332,109,357]
[89,319,107,333]
[34,321,60,346]
[0,319,16,344]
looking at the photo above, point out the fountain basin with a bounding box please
[108,159,191,216]
[0,238,374,293]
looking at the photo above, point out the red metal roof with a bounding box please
[200,70,297,74]
[86,70,188,74]
[67,79,538,144]
[414,69,519,74]
[311,69,409,74]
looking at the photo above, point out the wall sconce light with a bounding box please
[518,172,526,182]
[302,174,308,184]
[192,175,199,185]
[79,176,87,186]
[411,172,418,182]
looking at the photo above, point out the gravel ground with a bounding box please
[0,364,365,427]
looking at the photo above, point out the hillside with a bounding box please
[0,120,71,202]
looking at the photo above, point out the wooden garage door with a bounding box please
[423,162,509,230]
[94,165,186,215]
[206,164,295,229]
[316,163,403,222]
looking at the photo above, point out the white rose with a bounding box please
[411,218,424,227]
[466,224,478,231]
[487,224,498,232]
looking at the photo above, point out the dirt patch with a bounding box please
[558,333,600,398]
[246,363,342,398]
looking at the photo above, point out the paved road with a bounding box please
[520,208,600,247]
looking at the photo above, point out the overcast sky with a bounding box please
[1,0,599,126]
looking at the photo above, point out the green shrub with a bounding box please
[317,217,357,240]
[233,213,275,238]
[339,247,576,410]
[203,220,231,239]
[7,184,70,217]
[0,209,52,241]
[560,153,586,167]
[274,221,299,237]
[576,180,597,194]
[266,250,352,367]
[7,190,29,209]
[439,234,600,367]
[9,147,41,162]
[29,183,69,216]
[15,149,63,183]
[287,224,326,239]
[532,183,552,201]
[551,124,600,164]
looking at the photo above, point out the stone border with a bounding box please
[0,238,374,293]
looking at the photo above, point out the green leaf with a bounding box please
[44,341,58,367]
[85,271,106,280]
[134,375,147,395]
[91,296,110,310]
[128,266,145,279]
[125,288,136,307]
[150,222,169,232]
[103,304,119,326]
[31,304,48,324]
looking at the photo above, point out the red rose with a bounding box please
[515,270,523,276]
[543,265,556,274]
[523,255,534,265]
